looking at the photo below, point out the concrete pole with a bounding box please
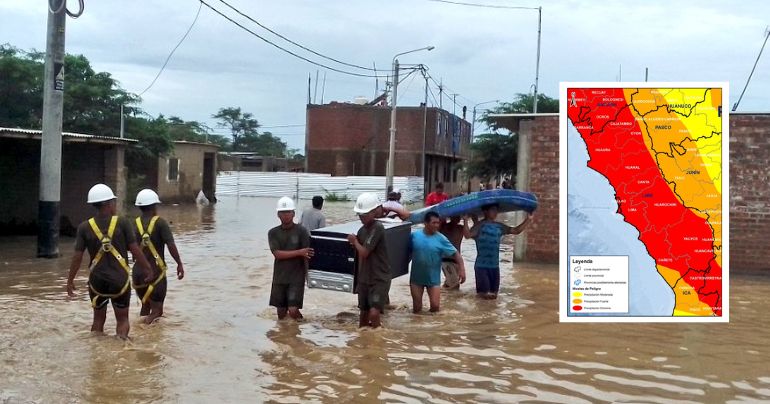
[385,59,399,194]
[532,7,542,114]
[422,70,428,197]
[38,4,66,258]
[120,104,124,138]
[514,120,532,261]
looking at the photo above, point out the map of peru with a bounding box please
[567,87,723,317]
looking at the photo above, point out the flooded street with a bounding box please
[1,196,769,403]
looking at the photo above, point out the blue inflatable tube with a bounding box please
[408,189,538,223]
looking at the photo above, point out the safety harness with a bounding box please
[87,216,132,308]
[134,216,167,304]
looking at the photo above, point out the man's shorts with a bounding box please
[88,271,131,309]
[442,260,461,288]
[133,270,168,304]
[269,282,305,309]
[357,280,389,312]
[474,267,500,294]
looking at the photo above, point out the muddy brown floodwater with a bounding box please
[1,196,769,403]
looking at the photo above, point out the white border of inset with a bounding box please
[559,82,729,323]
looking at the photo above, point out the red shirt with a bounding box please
[425,192,448,206]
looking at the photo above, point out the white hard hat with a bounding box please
[135,189,161,206]
[87,184,117,204]
[276,196,296,212]
[392,188,401,194]
[353,192,381,214]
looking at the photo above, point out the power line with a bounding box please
[198,0,387,78]
[215,0,376,72]
[260,124,305,128]
[426,74,467,109]
[427,83,440,107]
[426,0,538,10]
[138,1,202,96]
[733,28,770,111]
[398,69,420,103]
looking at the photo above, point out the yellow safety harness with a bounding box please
[134,216,167,304]
[87,216,132,308]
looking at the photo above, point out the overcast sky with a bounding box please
[2,0,769,151]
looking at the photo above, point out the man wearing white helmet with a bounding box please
[268,196,313,320]
[132,189,185,324]
[347,192,390,328]
[67,184,154,340]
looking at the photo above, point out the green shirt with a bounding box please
[268,223,310,284]
[75,215,135,283]
[133,216,175,277]
[356,221,391,285]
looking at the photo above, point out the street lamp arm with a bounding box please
[392,46,435,63]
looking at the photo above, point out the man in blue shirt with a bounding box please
[466,204,533,299]
[409,212,466,313]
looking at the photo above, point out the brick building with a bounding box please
[0,127,134,235]
[489,112,770,274]
[306,102,471,195]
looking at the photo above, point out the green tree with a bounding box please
[167,116,229,149]
[62,53,140,136]
[0,44,172,156]
[464,132,518,180]
[213,107,287,156]
[124,114,174,158]
[463,92,557,184]
[481,92,559,132]
[213,107,260,151]
[0,45,44,128]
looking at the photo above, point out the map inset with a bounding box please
[561,83,728,322]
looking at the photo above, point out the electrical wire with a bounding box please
[398,69,420,103]
[199,0,387,78]
[66,0,84,18]
[138,1,203,96]
[426,73,472,108]
[260,124,306,128]
[427,0,538,10]
[733,28,770,111]
[215,0,376,72]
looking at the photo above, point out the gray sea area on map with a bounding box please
[567,121,674,316]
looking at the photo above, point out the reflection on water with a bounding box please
[1,196,769,403]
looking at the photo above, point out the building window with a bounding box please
[168,158,179,181]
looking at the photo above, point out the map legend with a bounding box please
[568,256,629,314]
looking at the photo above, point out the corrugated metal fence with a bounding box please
[216,172,424,203]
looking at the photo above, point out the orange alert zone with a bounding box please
[568,88,722,316]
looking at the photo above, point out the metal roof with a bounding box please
[0,127,137,145]
[173,140,220,148]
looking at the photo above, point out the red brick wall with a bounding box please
[728,113,770,272]
[524,116,560,263]
[306,103,470,176]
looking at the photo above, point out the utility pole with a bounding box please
[386,46,434,195]
[645,67,649,82]
[438,78,443,110]
[120,104,125,138]
[733,27,770,112]
[385,59,399,194]
[421,67,429,194]
[532,6,542,114]
[38,3,66,258]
